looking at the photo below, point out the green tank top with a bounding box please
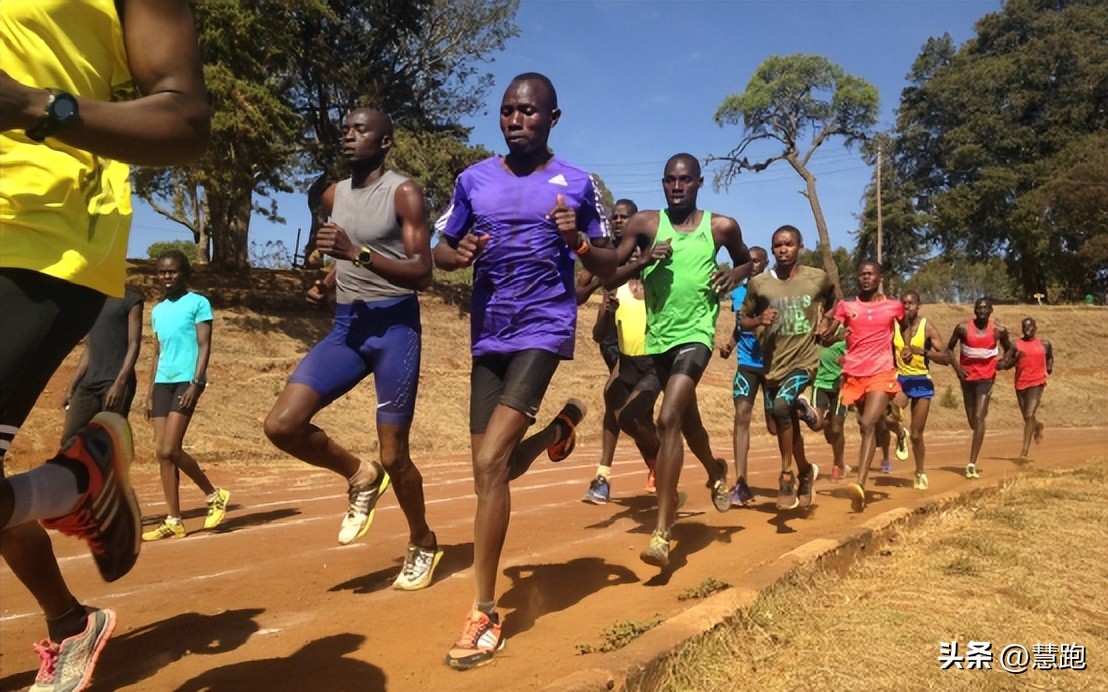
[642,210,719,354]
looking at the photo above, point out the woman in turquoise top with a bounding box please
[143,250,229,541]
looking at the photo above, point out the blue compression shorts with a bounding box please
[288,295,421,425]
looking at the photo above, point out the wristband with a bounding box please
[191,378,207,388]
[573,236,590,256]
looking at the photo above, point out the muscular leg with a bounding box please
[824,413,845,470]
[616,384,660,463]
[1016,387,1043,458]
[597,366,625,471]
[153,412,216,516]
[855,392,890,489]
[966,383,992,467]
[654,374,697,532]
[471,407,530,605]
[909,397,932,474]
[731,397,755,482]
[264,383,363,478]
[378,421,433,548]
[681,395,721,479]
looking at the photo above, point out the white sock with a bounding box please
[5,465,82,528]
[595,465,611,479]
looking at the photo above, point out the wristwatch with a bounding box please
[353,245,373,268]
[26,90,80,142]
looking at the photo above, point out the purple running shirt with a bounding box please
[436,156,611,358]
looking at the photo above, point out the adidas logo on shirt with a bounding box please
[547,173,568,187]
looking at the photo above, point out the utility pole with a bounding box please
[876,141,884,293]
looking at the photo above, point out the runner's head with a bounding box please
[902,289,921,320]
[750,246,768,277]
[611,198,638,242]
[156,249,192,296]
[1021,316,1037,339]
[661,153,702,213]
[500,73,560,160]
[856,259,882,294]
[770,225,803,269]
[973,296,993,322]
[341,107,393,166]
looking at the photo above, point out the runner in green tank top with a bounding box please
[605,153,752,570]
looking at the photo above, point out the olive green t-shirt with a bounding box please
[741,265,834,382]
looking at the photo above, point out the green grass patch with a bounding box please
[677,577,731,601]
[576,616,664,654]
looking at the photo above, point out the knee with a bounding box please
[770,399,792,430]
[472,452,508,494]
[155,447,179,464]
[655,408,682,435]
[263,410,303,449]
[910,429,924,444]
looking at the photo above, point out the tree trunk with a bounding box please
[792,159,844,298]
[208,188,252,270]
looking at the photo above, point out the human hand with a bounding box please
[759,307,779,327]
[316,222,356,262]
[306,280,327,305]
[0,70,40,131]
[641,238,672,267]
[104,382,124,410]
[455,233,490,267]
[548,194,578,247]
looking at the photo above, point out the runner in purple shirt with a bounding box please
[433,72,616,671]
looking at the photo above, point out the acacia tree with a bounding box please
[892,0,1108,300]
[710,54,878,297]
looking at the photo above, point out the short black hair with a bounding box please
[157,248,192,276]
[902,289,921,302]
[613,198,638,214]
[750,245,767,256]
[665,152,701,178]
[859,258,883,274]
[772,225,803,245]
[510,72,558,110]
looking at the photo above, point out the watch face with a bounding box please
[358,250,372,265]
[52,95,79,121]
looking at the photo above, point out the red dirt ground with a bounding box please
[2,427,1105,691]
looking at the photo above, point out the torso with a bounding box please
[332,171,413,304]
[960,318,999,381]
[1014,337,1048,390]
[642,210,719,354]
[834,296,905,377]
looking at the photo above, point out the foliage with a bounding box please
[677,577,731,601]
[249,240,296,269]
[134,0,519,269]
[906,254,1017,304]
[801,245,856,295]
[146,240,201,264]
[710,54,879,296]
[891,0,1108,300]
[575,616,663,654]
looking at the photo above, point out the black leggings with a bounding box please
[1,269,105,443]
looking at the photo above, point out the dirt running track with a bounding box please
[2,427,1106,691]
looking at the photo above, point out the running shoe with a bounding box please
[547,399,586,462]
[141,519,185,542]
[913,472,929,490]
[709,458,730,513]
[797,463,819,510]
[583,476,611,505]
[445,610,504,670]
[894,427,910,461]
[848,483,866,512]
[880,458,892,474]
[794,395,821,430]
[338,466,391,545]
[777,471,799,511]
[830,464,845,483]
[29,607,116,692]
[645,460,657,493]
[203,488,231,529]
[731,477,755,507]
[640,529,671,568]
[965,463,980,480]
[41,412,141,583]
[393,541,444,591]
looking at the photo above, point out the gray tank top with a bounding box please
[332,170,414,304]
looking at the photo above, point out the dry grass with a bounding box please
[7,268,1108,473]
[653,461,1108,691]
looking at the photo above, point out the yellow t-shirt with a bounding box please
[0,0,135,297]
[893,317,931,377]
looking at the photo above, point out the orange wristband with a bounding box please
[574,237,590,256]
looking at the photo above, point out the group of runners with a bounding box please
[1,2,1058,687]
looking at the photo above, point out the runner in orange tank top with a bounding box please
[946,297,1014,479]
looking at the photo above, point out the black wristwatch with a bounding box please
[26,90,80,142]
[353,246,373,268]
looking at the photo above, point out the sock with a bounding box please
[165,515,182,525]
[206,489,220,503]
[474,600,496,616]
[6,464,83,528]
[46,598,88,643]
[348,461,376,488]
[595,465,611,479]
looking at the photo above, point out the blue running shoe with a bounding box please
[583,476,610,504]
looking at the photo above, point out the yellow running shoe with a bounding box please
[142,519,185,541]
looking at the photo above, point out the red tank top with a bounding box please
[1014,337,1048,390]
[960,319,998,381]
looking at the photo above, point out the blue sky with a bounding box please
[128,0,1002,261]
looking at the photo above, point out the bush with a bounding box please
[939,384,959,409]
[147,240,201,263]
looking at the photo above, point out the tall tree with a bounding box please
[710,54,879,297]
[893,0,1108,300]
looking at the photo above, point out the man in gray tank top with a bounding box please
[264,108,442,591]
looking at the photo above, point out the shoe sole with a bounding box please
[710,458,730,513]
[393,548,444,591]
[639,549,669,569]
[849,484,866,512]
[92,412,142,582]
[445,639,506,670]
[582,493,609,505]
[798,464,819,509]
[548,399,587,462]
[338,472,392,546]
[895,447,910,461]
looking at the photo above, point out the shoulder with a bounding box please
[456,156,500,184]
[709,212,739,231]
[548,156,594,180]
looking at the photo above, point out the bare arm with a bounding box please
[602,212,661,290]
[177,319,212,413]
[923,320,952,366]
[1044,340,1053,374]
[0,0,210,165]
[144,337,161,420]
[576,269,602,306]
[711,215,751,295]
[104,302,143,409]
[64,344,91,408]
[947,324,967,379]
